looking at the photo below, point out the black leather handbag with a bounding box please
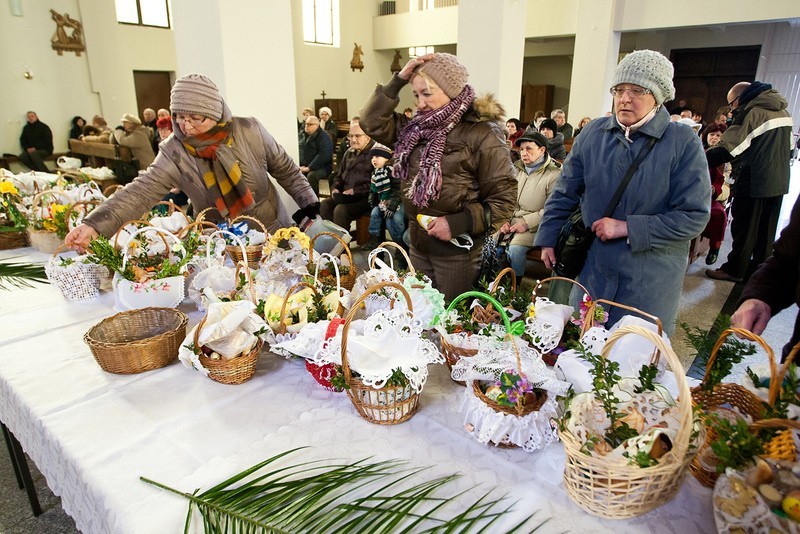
[553,137,657,279]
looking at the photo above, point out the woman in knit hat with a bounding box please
[318,106,338,145]
[360,53,516,301]
[66,73,319,250]
[533,49,711,333]
[111,113,155,171]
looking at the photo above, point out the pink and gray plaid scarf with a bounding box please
[393,84,476,207]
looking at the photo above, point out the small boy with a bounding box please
[366,143,405,251]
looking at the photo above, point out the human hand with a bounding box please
[591,217,628,241]
[398,54,435,80]
[331,189,340,195]
[499,222,511,234]
[426,216,452,242]
[540,247,556,270]
[65,223,99,253]
[299,166,309,173]
[26,147,35,153]
[731,299,772,335]
[343,188,354,195]
[384,209,395,219]
[509,221,529,234]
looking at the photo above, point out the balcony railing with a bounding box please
[379,0,458,16]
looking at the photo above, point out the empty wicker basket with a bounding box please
[84,307,188,374]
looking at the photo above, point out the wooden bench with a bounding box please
[0,152,69,172]
[68,139,132,168]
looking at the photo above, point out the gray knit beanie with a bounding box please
[170,73,224,121]
[611,50,675,106]
[416,53,469,99]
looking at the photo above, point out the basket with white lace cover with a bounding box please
[313,281,444,425]
[187,229,248,311]
[45,244,109,302]
[525,276,592,359]
[449,291,570,450]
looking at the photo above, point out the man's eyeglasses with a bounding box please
[727,96,739,107]
[609,86,653,98]
[173,114,208,126]
[347,134,365,140]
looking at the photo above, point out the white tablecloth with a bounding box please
[0,248,716,533]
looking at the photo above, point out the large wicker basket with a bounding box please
[226,215,267,265]
[341,282,420,425]
[558,325,696,519]
[309,231,356,291]
[690,330,799,487]
[193,313,262,385]
[84,307,188,374]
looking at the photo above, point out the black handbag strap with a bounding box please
[602,136,657,218]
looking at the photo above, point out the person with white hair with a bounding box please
[551,108,573,139]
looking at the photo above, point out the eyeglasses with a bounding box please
[347,134,365,140]
[609,86,653,98]
[727,96,739,107]
[173,113,208,126]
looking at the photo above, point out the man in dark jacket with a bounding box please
[733,196,800,361]
[298,115,333,195]
[706,81,793,283]
[19,111,54,172]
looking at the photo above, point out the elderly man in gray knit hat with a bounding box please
[534,49,711,334]
[66,73,320,251]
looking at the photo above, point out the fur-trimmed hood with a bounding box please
[466,92,506,123]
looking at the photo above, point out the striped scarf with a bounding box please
[393,84,476,207]
[182,122,254,218]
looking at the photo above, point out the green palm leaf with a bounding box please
[141,447,546,533]
[0,260,48,290]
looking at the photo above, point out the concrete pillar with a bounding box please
[456,0,528,119]
[567,0,621,124]
[171,0,300,162]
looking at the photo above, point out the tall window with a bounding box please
[302,0,339,47]
[115,0,170,29]
[408,46,434,58]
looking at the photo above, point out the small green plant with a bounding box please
[705,413,764,473]
[634,364,659,393]
[680,315,756,392]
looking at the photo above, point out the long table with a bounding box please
[0,247,716,533]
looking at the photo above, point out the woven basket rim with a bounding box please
[85,307,188,347]
[472,381,548,417]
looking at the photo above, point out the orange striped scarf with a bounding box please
[182,123,254,218]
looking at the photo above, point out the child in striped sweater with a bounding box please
[366,143,405,251]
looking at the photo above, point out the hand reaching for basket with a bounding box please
[65,223,99,253]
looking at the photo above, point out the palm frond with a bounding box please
[141,447,544,534]
[0,260,48,290]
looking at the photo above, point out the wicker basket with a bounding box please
[193,314,262,385]
[225,215,267,265]
[691,331,800,487]
[529,276,592,362]
[341,281,420,425]
[45,244,108,302]
[753,418,800,462]
[309,231,356,291]
[84,307,188,374]
[471,267,516,325]
[443,290,514,387]
[0,227,28,249]
[559,325,696,519]
[27,189,70,253]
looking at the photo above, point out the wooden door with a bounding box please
[133,71,173,121]
[668,47,760,123]
[519,84,553,124]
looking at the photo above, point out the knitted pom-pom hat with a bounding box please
[369,143,393,160]
[170,73,224,121]
[416,53,469,99]
[611,50,675,106]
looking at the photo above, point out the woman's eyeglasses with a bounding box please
[173,114,208,126]
[609,86,653,98]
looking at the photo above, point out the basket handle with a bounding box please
[194,207,222,224]
[146,200,190,223]
[229,215,268,236]
[749,418,800,432]
[340,281,413,386]
[176,220,218,240]
[313,252,342,296]
[192,313,210,349]
[488,267,516,295]
[120,226,184,270]
[204,229,247,269]
[51,243,78,259]
[589,298,663,365]
[369,241,415,275]
[276,282,319,335]
[309,231,354,268]
[64,200,101,233]
[113,219,167,250]
[600,325,693,463]
[368,245,396,271]
[702,327,779,405]
[771,341,800,400]
[103,184,124,197]
[234,260,256,303]
[532,276,591,304]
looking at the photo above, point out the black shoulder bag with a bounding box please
[554,136,657,279]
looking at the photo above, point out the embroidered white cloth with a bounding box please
[313,308,442,392]
[525,297,574,353]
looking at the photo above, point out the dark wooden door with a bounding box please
[519,84,553,124]
[133,71,173,121]
[668,46,760,123]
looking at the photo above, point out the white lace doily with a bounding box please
[461,387,560,452]
[524,297,574,353]
[270,320,332,359]
[312,309,442,393]
[259,241,309,279]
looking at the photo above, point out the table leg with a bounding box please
[1,421,42,516]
